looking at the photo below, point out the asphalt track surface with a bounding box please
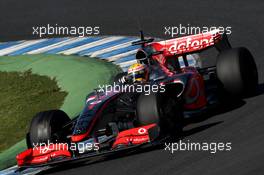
[1,0,264,174]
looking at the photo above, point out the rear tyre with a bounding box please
[216,47,258,96]
[136,92,183,135]
[28,110,71,148]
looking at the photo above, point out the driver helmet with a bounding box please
[127,63,149,83]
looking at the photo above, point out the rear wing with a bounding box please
[151,29,231,55]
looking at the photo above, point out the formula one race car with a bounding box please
[16,29,258,171]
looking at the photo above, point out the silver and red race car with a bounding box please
[16,29,258,172]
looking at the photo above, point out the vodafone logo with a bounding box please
[138,128,147,134]
[168,37,214,54]
[157,29,221,55]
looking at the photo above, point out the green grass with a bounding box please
[0,54,121,170]
[0,70,67,152]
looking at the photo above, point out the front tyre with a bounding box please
[136,93,183,135]
[27,110,71,148]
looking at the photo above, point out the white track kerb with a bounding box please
[0,36,198,175]
[0,36,198,71]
